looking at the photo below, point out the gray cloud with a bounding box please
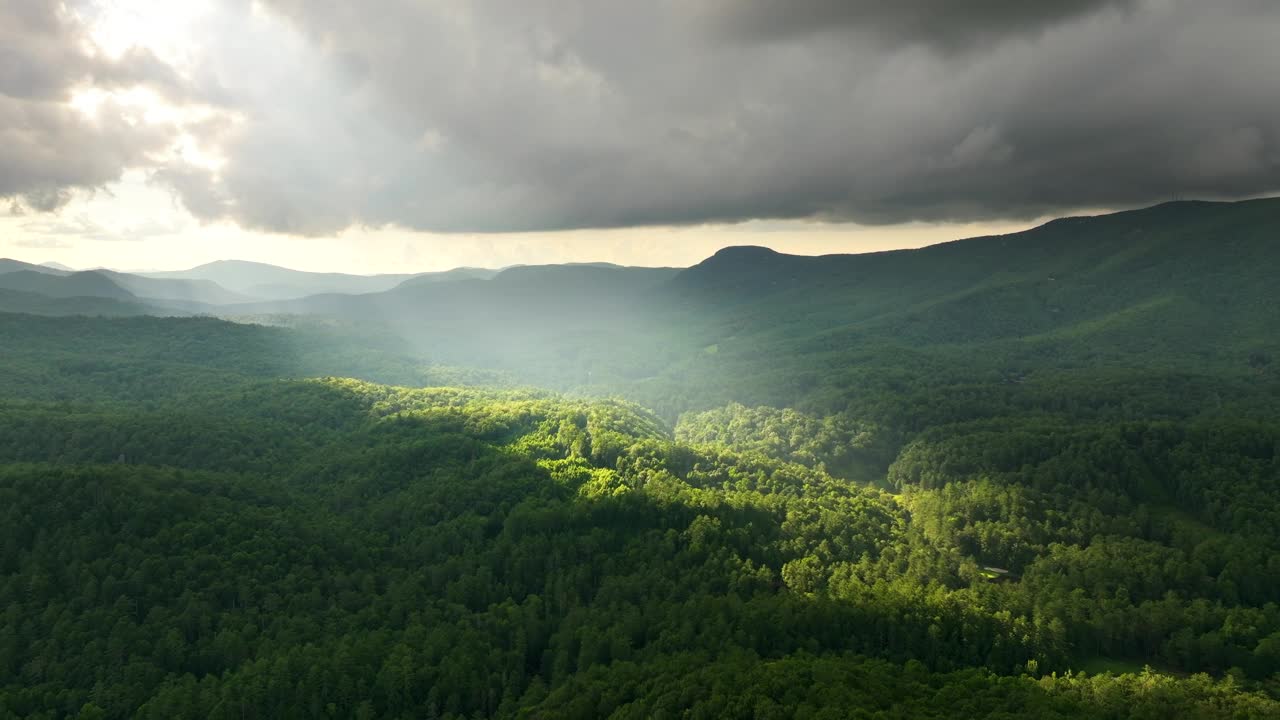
[112,0,1280,233]
[690,0,1135,51]
[0,1,185,101]
[150,163,231,223]
[0,92,176,211]
[0,1,185,212]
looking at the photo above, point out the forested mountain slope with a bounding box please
[0,198,1278,718]
[1,365,1278,718]
[657,199,1279,417]
[0,313,468,402]
[0,259,66,276]
[675,198,1278,360]
[0,271,134,300]
[195,199,1276,418]
[0,263,245,313]
[0,290,162,318]
[7,200,1272,401]
[143,260,440,300]
[96,270,252,305]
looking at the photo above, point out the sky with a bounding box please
[1,0,1278,273]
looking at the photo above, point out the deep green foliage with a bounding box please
[0,364,1277,717]
[1,200,1279,717]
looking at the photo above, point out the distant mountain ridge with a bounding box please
[260,197,1279,394]
[1,199,1275,382]
[675,198,1278,337]
[95,270,253,305]
[142,260,433,300]
[0,288,162,317]
[0,271,135,300]
[0,259,66,276]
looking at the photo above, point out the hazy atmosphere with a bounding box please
[3,0,1278,271]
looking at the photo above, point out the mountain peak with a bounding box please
[688,245,788,274]
[708,245,782,260]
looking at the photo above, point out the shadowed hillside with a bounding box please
[5,200,1274,417]
[204,199,1276,417]
[0,270,134,300]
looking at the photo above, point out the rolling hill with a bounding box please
[0,313,1278,718]
[671,198,1279,346]
[0,270,135,300]
[195,198,1275,414]
[0,260,293,310]
[143,259,434,300]
[0,258,67,276]
[0,288,166,317]
[96,269,252,305]
[3,199,1276,410]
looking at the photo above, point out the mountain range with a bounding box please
[0,257,501,314]
[3,199,1276,404]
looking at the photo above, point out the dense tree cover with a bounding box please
[534,654,1278,719]
[675,403,893,482]
[0,314,507,405]
[889,418,1280,676]
[2,201,1279,717]
[0,359,1278,717]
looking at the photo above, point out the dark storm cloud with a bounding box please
[0,1,184,211]
[693,0,1135,50]
[123,1,1280,233]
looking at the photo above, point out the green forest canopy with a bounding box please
[0,318,1276,717]
[0,200,1278,718]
